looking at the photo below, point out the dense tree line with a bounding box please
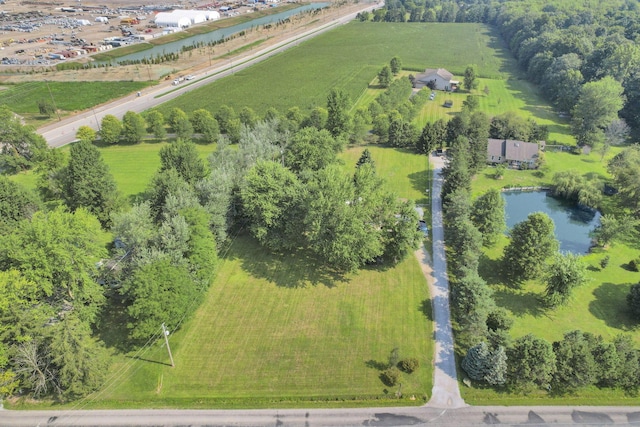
[375,0,640,142]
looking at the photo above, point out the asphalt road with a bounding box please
[3,405,640,426]
[37,1,383,148]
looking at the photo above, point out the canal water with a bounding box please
[107,3,329,64]
[502,190,601,254]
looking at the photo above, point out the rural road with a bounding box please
[3,405,640,426]
[36,1,383,148]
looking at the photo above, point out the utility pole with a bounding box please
[161,323,175,367]
[45,80,61,122]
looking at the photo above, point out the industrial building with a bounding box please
[153,9,220,28]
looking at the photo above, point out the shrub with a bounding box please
[630,258,640,272]
[380,367,401,386]
[397,358,420,374]
[600,256,610,270]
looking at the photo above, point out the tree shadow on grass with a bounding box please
[228,235,346,288]
[97,297,135,352]
[407,171,429,206]
[589,282,638,331]
[419,298,433,322]
[492,287,546,318]
[478,254,504,286]
[365,359,388,371]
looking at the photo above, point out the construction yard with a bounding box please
[0,0,367,83]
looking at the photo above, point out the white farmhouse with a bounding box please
[413,68,458,91]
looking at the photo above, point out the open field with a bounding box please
[85,235,433,408]
[0,81,154,124]
[155,22,513,117]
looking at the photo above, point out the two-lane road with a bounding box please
[37,2,382,149]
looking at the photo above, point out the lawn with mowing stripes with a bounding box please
[156,22,510,117]
[92,234,433,408]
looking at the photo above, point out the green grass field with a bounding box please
[85,234,433,408]
[156,22,512,117]
[9,141,218,200]
[0,81,154,124]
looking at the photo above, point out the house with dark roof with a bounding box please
[413,68,458,91]
[487,139,545,169]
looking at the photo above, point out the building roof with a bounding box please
[488,139,540,162]
[417,68,453,81]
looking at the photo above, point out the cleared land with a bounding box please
[91,232,432,408]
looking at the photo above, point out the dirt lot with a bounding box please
[0,0,369,83]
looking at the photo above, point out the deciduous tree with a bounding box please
[121,111,146,144]
[99,114,122,144]
[0,105,49,173]
[544,253,589,307]
[75,126,96,144]
[463,64,478,91]
[571,76,624,147]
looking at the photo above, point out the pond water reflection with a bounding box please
[502,190,600,254]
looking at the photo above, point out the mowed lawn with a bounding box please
[463,149,640,405]
[340,145,429,206]
[95,235,433,408]
[9,141,218,199]
[156,22,511,117]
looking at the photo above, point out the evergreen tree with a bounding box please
[326,88,352,138]
[390,56,402,75]
[502,212,559,283]
[507,334,556,391]
[471,188,506,246]
[544,253,589,307]
[378,65,393,88]
[60,140,121,226]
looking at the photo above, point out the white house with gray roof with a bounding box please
[413,68,458,90]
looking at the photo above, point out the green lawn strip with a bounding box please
[92,44,154,62]
[155,22,509,117]
[90,234,433,408]
[9,141,217,199]
[461,384,640,406]
[471,148,623,199]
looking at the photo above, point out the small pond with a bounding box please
[502,190,601,254]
